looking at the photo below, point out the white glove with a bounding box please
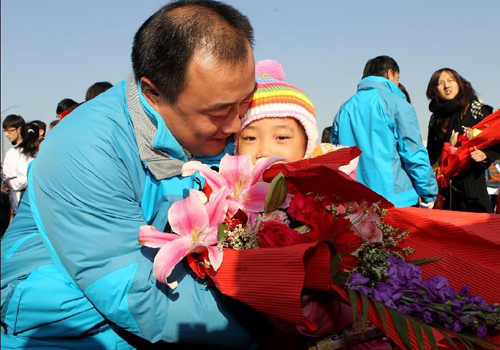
[418,198,435,209]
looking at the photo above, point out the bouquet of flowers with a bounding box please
[139,148,500,349]
[438,109,500,187]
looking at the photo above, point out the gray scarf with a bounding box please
[126,73,190,180]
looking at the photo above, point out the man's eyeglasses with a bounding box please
[3,128,19,134]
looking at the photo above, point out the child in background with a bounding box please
[237,59,358,178]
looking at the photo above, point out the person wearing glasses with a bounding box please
[2,114,25,146]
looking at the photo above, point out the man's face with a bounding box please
[3,126,22,145]
[155,50,256,157]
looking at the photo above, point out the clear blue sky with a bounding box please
[2,0,499,158]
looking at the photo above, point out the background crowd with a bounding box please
[1,81,113,232]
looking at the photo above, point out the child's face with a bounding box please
[238,117,307,164]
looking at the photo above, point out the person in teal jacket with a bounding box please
[1,1,267,348]
[331,55,437,208]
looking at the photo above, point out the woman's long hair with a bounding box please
[426,68,476,108]
[18,122,40,158]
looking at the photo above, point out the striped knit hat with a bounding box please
[238,59,318,158]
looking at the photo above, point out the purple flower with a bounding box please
[476,325,487,338]
[422,310,433,323]
[422,276,456,302]
[347,272,370,287]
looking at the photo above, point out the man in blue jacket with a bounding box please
[1,1,266,348]
[331,55,437,208]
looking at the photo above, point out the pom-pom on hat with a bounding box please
[238,59,318,158]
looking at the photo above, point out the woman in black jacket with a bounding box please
[426,68,499,213]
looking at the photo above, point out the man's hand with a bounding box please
[471,146,487,162]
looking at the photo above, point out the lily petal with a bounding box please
[153,236,192,285]
[242,181,270,213]
[168,191,209,238]
[219,154,253,189]
[182,161,222,190]
[206,245,224,271]
[138,225,179,248]
[205,188,229,228]
[251,156,284,185]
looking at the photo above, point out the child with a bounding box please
[236,60,385,348]
[236,59,317,163]
[237,59,358,178]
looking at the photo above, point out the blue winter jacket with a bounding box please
[331,76,437,207]
[1,80,265,349]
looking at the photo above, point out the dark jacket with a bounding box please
[427,99,499,212]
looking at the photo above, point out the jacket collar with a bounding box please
[357,76,405,99]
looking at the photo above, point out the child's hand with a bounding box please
[470,146,487,162]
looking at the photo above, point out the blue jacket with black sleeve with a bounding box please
[331,76,437,207]
[1,76,266,349]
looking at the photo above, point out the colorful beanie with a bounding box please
[238,59,318,158]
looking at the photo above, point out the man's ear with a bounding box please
[140,77,162,111]
[384,69,393,80]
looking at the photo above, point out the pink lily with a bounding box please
[138,189,228,288]
[182,154,285,223]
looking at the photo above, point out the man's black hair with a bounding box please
[2,115,25,130]
[56,98,79,115]
[362,55,399,79]
[85,82,113,101]
[132,0,254,103]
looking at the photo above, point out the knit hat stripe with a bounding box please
[257,80,306,92]
[240,107,318,157]
[250,95,315,115]
[243,104,316,127]
[253,89,314,104]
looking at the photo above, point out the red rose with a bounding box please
[287,192,323,226]
[258,221,304,248]
[331,230,363,271]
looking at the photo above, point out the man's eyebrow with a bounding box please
[205,84,257,112]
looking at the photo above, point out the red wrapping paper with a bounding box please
[263,146,393,209]
[208,148,500,348]
[440,109,500,180]
[211,242,330,330]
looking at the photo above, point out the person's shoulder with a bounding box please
[470,99,493,120]
[4,146,21,160]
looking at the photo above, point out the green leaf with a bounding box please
[408,257,442,265]
[264,172,287,213]
[332,272,349,286]
[330,254,344,275]
[421,324,438,350]
[347,289,358,330]
[217,223,228,245]
[437,330,459,350]
[360,292,369,330]
[387,307,412,350]
[457,338,474,350]
[444,331,496,349]
[408,318,425,350]
[373,300,388,333]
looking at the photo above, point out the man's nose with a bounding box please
[220,107,241,135]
